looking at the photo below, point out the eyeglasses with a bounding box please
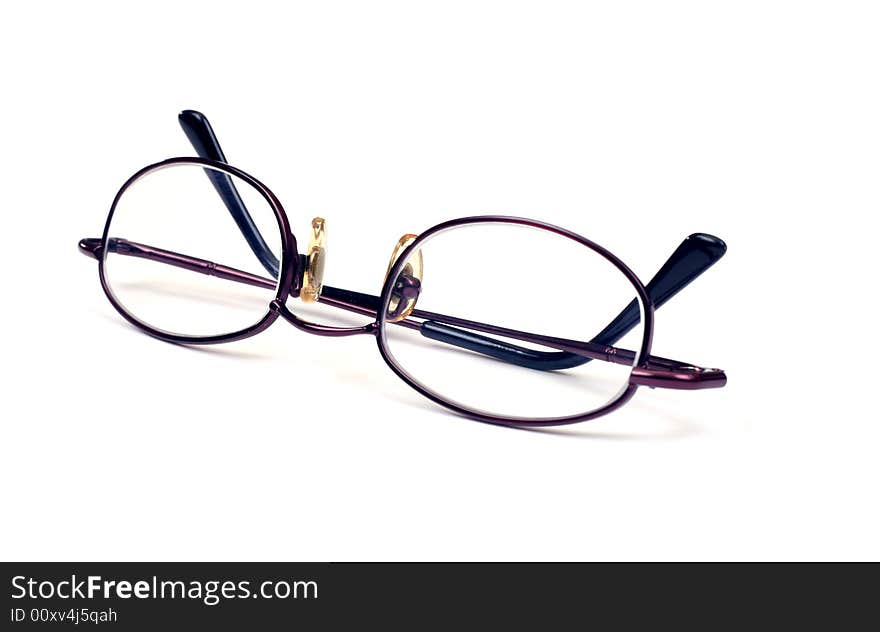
[78,110,727,427]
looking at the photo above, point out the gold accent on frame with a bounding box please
[384,234,423,322]
[301,217,327,303]
[384,234,419,280]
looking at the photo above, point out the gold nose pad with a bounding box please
[301,217,327,303]
[384,234,423,322]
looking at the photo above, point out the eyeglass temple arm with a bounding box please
[321,231,726,370]
[417,322,726,390]
[318,287,726,390]
[77,237,725,389]
[178,110,280,278]
[591,233,726,347]
[78,237,277,291]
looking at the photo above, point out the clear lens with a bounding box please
[103,162,284,337]
[379,221,646,420]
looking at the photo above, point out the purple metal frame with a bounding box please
[80,157,726,427]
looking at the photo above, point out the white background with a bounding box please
[1,1,878,561]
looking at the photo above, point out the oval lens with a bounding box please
[378,220,647,421]
[102,162,284,337]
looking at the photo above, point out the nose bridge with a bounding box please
[275,216,377,337]
[276,223,424,336]
[273,299,378,337]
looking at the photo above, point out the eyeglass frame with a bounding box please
[78,111,727,427]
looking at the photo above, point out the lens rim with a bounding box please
[97,157,299,344]
[375,216,655,427]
